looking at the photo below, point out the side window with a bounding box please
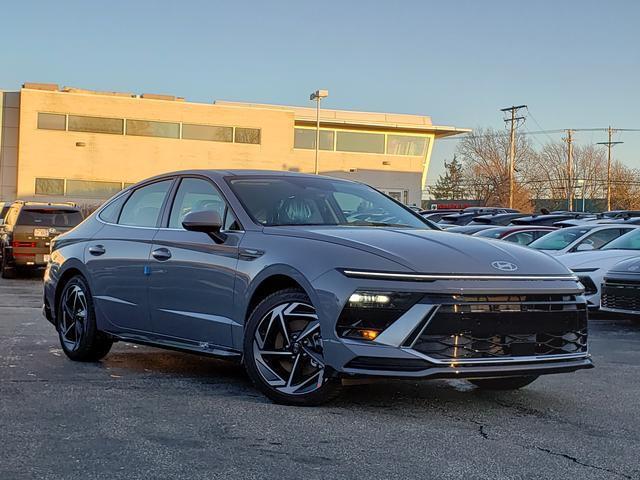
[169,178,227,229]
[98,193,129,223]
[119,180,172,227]
[576,229,620,250]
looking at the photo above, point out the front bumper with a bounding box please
[315,269,592,380]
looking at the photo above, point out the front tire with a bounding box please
[469,375,539,390]
[56,275,113,362]
[244,289,341,406]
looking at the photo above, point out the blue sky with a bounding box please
[1,0,638,180]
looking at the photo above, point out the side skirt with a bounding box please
[107,333,242,362]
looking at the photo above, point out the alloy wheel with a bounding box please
[59,284,88,351]
[252,302,326,396]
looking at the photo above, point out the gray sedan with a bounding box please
[43,170,592,405]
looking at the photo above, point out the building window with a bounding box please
[68,115,124,135]
[35,178,65,195]
[182,124,233,142]
[294,128,334,150]
[126,119,180,139]
[386,135,428,156]
[234,127,261,144]
[37,113,66,131]
[66,179,123,198]
[336,131,385,154]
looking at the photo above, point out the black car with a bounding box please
[439,208,518,227]
[511,213,590,226]
[601,257,640,316]
[467,212,528,226]
[1,201,84,278]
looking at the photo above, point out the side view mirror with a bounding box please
[576,243,594,252]
[182,210,227,244]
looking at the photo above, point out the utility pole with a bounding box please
[597,126,623,211]
[564,129,574,211]
[500,105,526,209]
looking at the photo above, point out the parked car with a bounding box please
[0,201,11,235]
[43,170,591,405]
[472,226,556,245]
[421,210,461,223]
[0,202,10,221]
[445,224,495,235]
[511,213,590,226]
[0,201,84,278]
[598,217,640,226]
[466,212,528,226]
[438,208,517,227]
[600,257,640,316]
[528,225,637,256]
[556,228,640,309]
[599,210,640,220]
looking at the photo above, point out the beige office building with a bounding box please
[0,83,468,207]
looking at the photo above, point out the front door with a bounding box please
[148,177,242,349]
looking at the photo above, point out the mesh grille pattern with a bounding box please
[412,294,588,361]
[602,281,640,312]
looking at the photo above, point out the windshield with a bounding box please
[17,209,83,227]
[528,226,595,250]
[227,176,432,228]
[602,229,640,250]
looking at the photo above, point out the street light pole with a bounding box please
[310,90,329,175]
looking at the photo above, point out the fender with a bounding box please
[237,263,318,324]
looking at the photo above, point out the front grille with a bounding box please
[602,280,640,312]
[411,294,588,361]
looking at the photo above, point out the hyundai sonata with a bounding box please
[44,170,592,405]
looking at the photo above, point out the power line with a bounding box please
[438,127,640,141]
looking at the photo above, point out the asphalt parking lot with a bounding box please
[1,276,639,480]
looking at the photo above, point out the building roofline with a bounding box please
[19,82,470,137]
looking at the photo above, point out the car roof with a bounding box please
[483,225,556,233]
[11,201,80,211]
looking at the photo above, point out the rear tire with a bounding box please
[244,288,341,406]
[469,375,539,390]
[56,275,113,362]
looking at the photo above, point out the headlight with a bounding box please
[337,290,423,341]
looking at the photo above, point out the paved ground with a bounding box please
[0,275,639,480]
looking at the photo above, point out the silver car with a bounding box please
[43,170,592,405]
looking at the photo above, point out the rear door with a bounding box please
[87,179,174,334]
[147,176,242,349]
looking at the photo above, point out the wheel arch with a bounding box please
[53,260,92,324]
[242,266,317,323]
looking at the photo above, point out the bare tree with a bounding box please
[610,160,640,209]
[456,128,536,210]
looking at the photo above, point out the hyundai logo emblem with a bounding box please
[491,261,518,272]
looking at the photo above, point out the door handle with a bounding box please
[151,247,172,261]
[88,245,106,256]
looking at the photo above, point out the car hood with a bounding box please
[264,226,571,275]
[555,250,639,270]
[609,257,640,274]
